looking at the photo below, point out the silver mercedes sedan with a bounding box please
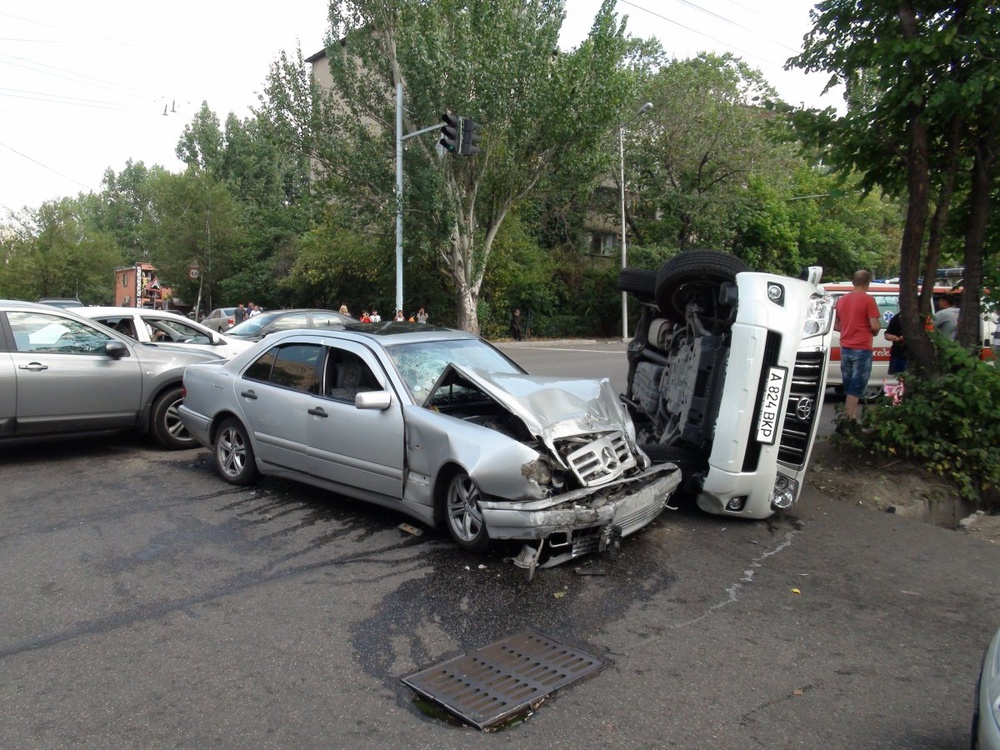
[178,323,680,569]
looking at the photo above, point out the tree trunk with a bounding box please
[897,2,936,375]
[958,119,998,348]
[454,279,479,334]
[919,113,963,317]
[898,115,934,375]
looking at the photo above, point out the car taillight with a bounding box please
[227,317,233,325]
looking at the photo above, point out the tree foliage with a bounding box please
[144,170,243,315]
[260,0,636,332]
[630,53,791,254]
[788,0,1000,374]
[0,197,121,303]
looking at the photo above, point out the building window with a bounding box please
[588,232,619,257]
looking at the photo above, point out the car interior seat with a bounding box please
[327,359,375,402]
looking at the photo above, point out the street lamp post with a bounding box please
[620,101,653,341]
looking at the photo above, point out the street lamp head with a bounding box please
[638,101,653,115]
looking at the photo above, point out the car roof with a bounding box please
[80,306,190,318]
[263,322,477,347]
[2,298,80,311]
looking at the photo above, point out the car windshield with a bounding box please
[385,338,522,405]
[225,311,282,337]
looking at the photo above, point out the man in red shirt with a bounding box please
[834,270,882,421]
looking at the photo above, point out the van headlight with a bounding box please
[803,294,835,338]
[771,474,798,510]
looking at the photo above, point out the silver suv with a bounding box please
[0,300,222,448]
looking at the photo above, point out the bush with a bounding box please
[837,340,1000,506]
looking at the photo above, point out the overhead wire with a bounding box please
[617,0,801,68]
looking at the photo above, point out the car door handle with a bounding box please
[18,362,48,371]
[307,407,328,418]
[240,389,258,400]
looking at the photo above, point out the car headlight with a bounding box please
[803,294,835,338]
[770,473,798,510]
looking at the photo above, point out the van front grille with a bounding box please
[777,349,825,467]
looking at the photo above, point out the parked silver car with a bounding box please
[223,308,354,342]
[0,300,222,448]
[179,324,680,569]
[202,307,238,332]
[78,306,253,360]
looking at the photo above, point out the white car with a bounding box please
[79,307,253,360]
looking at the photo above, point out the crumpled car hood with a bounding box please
[437,365,631,442]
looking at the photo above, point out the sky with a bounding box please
[0,0,838,215]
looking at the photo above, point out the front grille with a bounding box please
[777,349,825,467]
[565,432,636,486]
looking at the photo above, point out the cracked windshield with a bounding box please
[385,339,520,404]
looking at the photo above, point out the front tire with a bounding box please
[151,386,195,450]
[214,418,259,486]
[442,471,491,553]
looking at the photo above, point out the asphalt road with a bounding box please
[1,340,997,749]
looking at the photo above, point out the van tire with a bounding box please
[655,250,749,322]
[617,268,658,302]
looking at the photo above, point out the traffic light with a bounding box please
[440,113,460,153]
[460,118,482,156]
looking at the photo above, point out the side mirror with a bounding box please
[355,391,392,410]
[105,340,129,359]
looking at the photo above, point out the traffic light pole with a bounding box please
[395,83,444,315]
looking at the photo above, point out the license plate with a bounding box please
[755,366,787,444]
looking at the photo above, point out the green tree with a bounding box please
[789,0,1000,373]
[176,103,318,308]
[93,160,166,264]
[629,54,791,254]
[261,0,636,333]
[0,197,121,303]
[146,170,243,315]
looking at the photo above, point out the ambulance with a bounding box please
[823,280,996,398]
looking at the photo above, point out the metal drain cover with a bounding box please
[401,629,604,730]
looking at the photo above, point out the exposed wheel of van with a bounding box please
[655,250,750,323]
[150,386,195,450]
[641,443,710,499]
[641,443,706,471]
[214,417,259,486]
[617,267,658,303]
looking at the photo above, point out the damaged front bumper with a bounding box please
[479,463,681,571]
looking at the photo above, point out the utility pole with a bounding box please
[619,102,653,341]
[395,83,447,315]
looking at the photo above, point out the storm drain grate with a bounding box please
[401,629,604,730]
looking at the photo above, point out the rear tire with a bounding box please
[655,250,749,323]
[214,418,259,486]
[617,267,658,302]
[151,386,194,450]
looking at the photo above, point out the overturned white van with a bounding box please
[618,250,835,519]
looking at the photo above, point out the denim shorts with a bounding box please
[840,348,874,398]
